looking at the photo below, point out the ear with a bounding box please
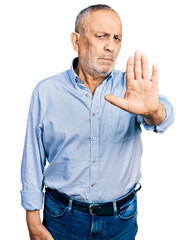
[71,32,80,52]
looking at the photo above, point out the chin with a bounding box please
[103,66,114,74]
[95,69,111,76]
[97,65,114,74]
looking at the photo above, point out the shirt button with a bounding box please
[92,112,96,117]
[92,160,96,164]
[91,183,96,187]
[92,137,96,141]
[85,93,89,97]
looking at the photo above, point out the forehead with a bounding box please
[84,10,122,35]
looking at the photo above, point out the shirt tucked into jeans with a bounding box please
[20,58,174,211]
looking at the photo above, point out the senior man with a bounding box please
[21,4,174,240]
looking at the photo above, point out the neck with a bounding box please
[75,61,109,96]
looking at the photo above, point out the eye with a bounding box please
[97,35,105,39]
[114,36,121,41]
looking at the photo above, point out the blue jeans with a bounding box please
[43,188,139,240]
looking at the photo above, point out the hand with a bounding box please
[28,223,54,240]
[105,50,159,117]
[26,210,54,240]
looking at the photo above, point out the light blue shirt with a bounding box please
[20,58,174,210]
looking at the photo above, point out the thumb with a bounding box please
[104,95,127,110]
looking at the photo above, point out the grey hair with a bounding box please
[75,4,114,34]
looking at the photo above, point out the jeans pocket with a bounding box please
[118,195,137,220]
[44,191,68,218]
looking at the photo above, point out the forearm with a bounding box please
[26,210,54,240]
[26,210,42,228]
[142,102,166,126]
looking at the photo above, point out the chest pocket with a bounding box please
[106,105,135,144]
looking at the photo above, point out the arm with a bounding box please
[20,90,53,239]
[21,90,45,210]
[26,210,54,240]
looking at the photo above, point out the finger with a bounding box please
[126,56,134,83]
[134,50,142,79]
[141,54,149,80]
[151,63,159,84]
[104,95,127,110]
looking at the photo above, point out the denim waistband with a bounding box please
[45,183,141,216]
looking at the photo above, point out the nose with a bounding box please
[104,39,115,52]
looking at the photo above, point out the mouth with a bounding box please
[99,58,114,63]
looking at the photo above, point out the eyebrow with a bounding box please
[96,32,122,37]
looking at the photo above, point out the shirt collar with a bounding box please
[68,57,115,87]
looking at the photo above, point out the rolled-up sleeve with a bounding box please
[137,94,174,134]
[20,90,46,210]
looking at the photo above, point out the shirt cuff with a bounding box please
[20,191,44,210]
[137,97,174,134]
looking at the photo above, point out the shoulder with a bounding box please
[33,71,68,95]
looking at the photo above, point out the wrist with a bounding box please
[142,102,166,126]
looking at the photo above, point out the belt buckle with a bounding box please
[89,204,100,216]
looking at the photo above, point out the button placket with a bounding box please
[89,85,102,200]
[90,116,98,192]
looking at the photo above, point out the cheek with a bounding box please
[115,44,121,56]
[78,48,90,61]
[80,43,94,58]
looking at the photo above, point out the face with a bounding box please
[73,10,122,78]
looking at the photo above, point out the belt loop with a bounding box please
[112,201,117,216]
[134,182,142,193]
[67,198,73,215]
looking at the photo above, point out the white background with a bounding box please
[1,0,195,239]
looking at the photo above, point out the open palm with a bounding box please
[105,50,159,117]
